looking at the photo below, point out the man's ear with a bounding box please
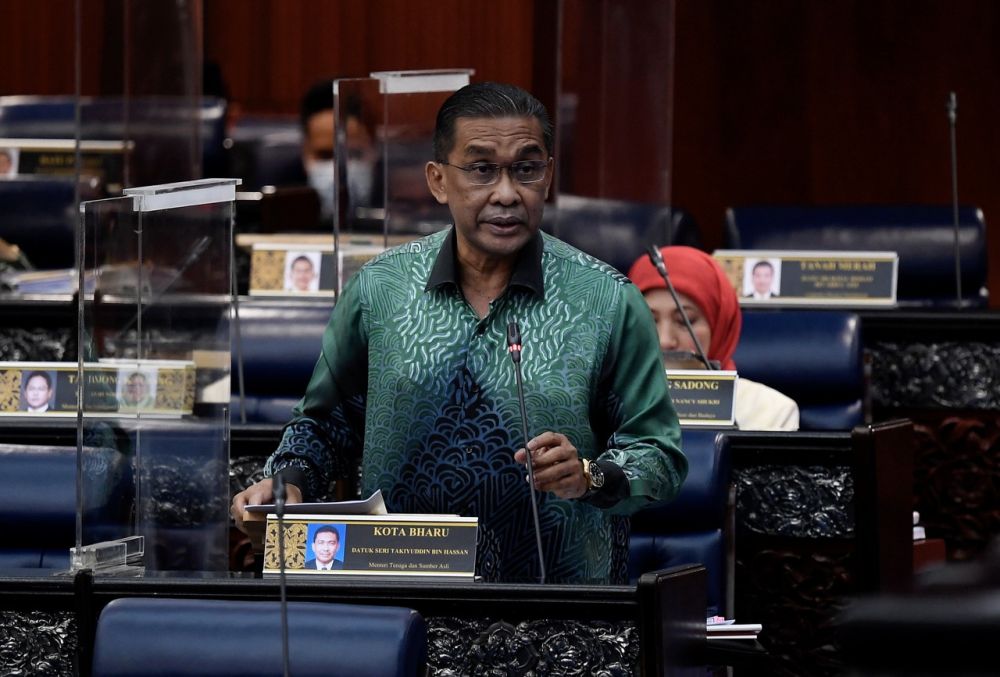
[425,161,449,205]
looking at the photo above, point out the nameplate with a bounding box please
[0,360,196,416]
[665,370,737,427]
[713,250,898,306]
[248,241,384,296]
[0,138,129,189]
[262,514,478,578]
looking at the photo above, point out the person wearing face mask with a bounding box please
[300,80,381,221]
[628,246,799,432]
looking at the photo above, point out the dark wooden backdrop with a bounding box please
[2,0,998,305]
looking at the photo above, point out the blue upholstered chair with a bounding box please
[629,430,733,617]
[724,204,989,307]
[735,310,864,431]
[91,598,427,677]
[544,194,701,275]
[0,443,131,569]
[0,177,76,269]
[231,300,331,423]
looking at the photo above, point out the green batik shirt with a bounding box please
[265,228,686,584]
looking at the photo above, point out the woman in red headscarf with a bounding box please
[627,246,799,431]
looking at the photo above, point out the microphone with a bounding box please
[645,245,716,370]
[947,92,963,305]
[506,321,547,584]
[272,474,291,677]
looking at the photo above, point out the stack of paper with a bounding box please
[706,617,762,640]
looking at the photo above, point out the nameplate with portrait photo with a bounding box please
[248,242,385,297]
[0,360,196,417]
[262,513,478,579]
[665,370,737,427]
[713,250,898,307]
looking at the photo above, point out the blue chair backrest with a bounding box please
[735,310,863,430]
[629,429,732,616]
[725,205,988,307]
[0,177,75,269]
[545,194,701,274]
[232,300,332,423]
[0,443,130,569]
[92,597,427,677]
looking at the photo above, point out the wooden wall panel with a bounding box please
[203,0,543,115]
[2,0,998,304]
[670,0,1000,305]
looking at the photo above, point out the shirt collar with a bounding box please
[424,226,545,300]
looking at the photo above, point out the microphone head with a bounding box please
[506,322,522,363]
[506,321,522,347]
[272,473,286,504]
[646,244,668,276]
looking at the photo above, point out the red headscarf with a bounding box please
[627,246,742,370]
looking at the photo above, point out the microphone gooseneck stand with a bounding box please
[506,321,547,585]
[947,91,963,306]
[646,244,716,370]
[273,474,291,677]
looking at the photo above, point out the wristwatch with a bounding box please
[581,458,605,493]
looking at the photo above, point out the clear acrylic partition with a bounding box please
[553,0,676,255]
[330,71,471,292]
[75,179,238,574]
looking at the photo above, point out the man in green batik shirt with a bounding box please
[232,82,686,584]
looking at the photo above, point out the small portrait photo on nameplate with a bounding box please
[116,368,158,412]
[714,250,898,307]
[665,370,738,427]
[0,146,19,178]
[263,514,478,579]
[742,257,782,301]
[248,243,336,297]
[302,523,347,571]
[19,368,57,414]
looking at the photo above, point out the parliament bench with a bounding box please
[724,204,989,308]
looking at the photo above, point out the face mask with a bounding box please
[346,158,376,208]
[306,160,335,218]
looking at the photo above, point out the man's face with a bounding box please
[291,259,315,291]
[124,374,148,405]
[752,264,774,294]
[0,152,11,175]
[313,530,339,565]
[25,375,52,409]
[303,110,335,167]
[426,116,552,265]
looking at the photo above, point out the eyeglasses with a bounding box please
[441,159,550,186]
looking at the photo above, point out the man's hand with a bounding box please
[513,431,589,499]
[230,477,303,533]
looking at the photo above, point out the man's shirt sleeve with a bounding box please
[263,274,369,501]
[591,282,687,515]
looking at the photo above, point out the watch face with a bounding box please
[590,461,605,488]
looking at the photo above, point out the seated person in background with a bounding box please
[300,80,381,220]
[628,246,799,431]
